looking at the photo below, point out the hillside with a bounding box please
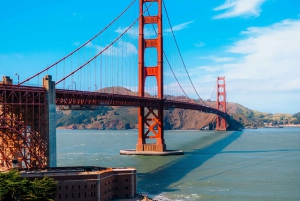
[56,87,299,130]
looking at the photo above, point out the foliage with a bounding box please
[0,169,57,201]
[57,106,112,127]
[293,112,300,119]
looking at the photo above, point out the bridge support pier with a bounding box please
[136,106,166,152]
[43,75,57,167]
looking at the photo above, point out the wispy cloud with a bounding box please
[86,41,137,56]
[213,0,266,19]
[194,42,205,47]
[115,26,156,39]
[189,18,300,113]
[199,56,235,63]
[165,21,194,32]
[73,41,80,46]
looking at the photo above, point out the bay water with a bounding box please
[57,128,300,200]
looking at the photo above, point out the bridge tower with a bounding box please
[136,0,166,152]
[216,77,227,131]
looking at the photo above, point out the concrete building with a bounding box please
[21,166,136,201]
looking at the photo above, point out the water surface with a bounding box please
[57,128,300,200]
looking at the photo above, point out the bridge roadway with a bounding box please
[0,84,228,117]
[56,89,228,117]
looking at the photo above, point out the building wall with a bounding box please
[21,167,136,201]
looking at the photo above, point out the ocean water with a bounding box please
[57,128,300,201]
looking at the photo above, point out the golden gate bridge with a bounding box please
[0,0,231,170]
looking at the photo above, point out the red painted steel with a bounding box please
[216,77,227,130]
[0,84,48,170]
[137,0,166,152]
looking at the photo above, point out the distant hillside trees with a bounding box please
[57,106,112,127]
[0,169,57,201]
[292,112,300,124]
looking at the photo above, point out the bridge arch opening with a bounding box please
[144,24,158,40]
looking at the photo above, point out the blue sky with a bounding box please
[0,0,299,114]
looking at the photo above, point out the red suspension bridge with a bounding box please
[0,0,232,170]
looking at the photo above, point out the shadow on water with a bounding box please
[137,131,244,195]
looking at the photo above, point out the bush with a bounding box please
[0,169,57,201]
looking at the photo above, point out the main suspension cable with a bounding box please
[56,1,155,85]
[145,9,192,102]
[19,0,137,86]
[162,1,207,105]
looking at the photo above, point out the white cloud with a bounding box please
[73,42,80,46]
[186,18,300,113]
[224,18,300,87]
[115,26,156,39]
[213,0,266,19]
[165,21,194,32]
[194,42,205,47]
[86,41,137,56]
[199,56,235,63]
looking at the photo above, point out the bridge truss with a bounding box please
[0,84,48,170]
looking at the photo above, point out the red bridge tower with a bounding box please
[136,0,166,152]
[216,77,227,131]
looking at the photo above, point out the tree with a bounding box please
[0,169,57,201]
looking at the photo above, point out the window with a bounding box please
[125,179,129,182]
[115,179,118,182]
[66,194,68,199]
[115,195,118,199]
[72,185,74,190]
[85,192,86,198]
[126,194,129,198]
[94,192,96,197]
[115,187,118,190]
[59,186,61,190]
[72,193,74,198]
[125,187,128,190]
[105,191,106,194]
[78,185,80,189]
[85,185,86,189]
[59,194,61,199]
[66,186,68,190]
[78,193,80,198]
[91,184,93,189]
